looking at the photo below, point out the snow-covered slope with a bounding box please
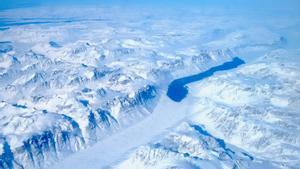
[188,50,300,168]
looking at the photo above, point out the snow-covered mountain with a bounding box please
[115,122,276,169]
[0,5,299,169]
[115,50,300,169]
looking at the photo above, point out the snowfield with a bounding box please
[0,4,299,169]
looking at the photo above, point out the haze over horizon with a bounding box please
[1,0,300,11]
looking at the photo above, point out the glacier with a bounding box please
[0,1,300,169]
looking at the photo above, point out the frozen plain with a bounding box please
[0,2,300,169]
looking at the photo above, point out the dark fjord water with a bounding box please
[167,57,245,102]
